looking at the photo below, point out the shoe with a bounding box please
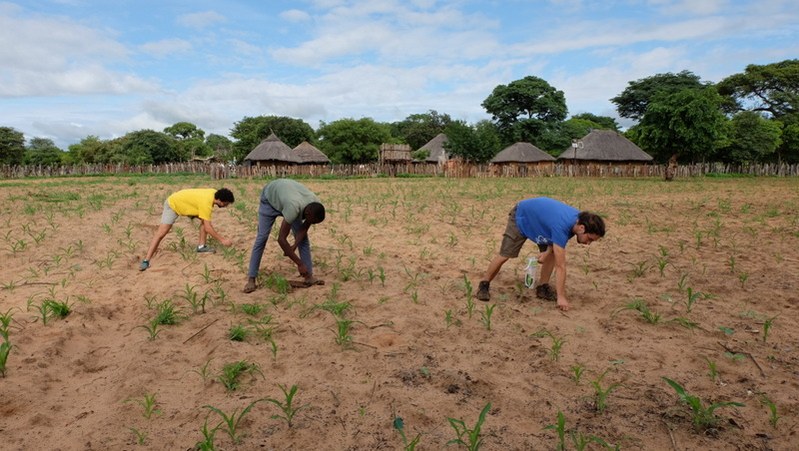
[535,283,557,302]
[476,280,490,301]
[197,245,216,253]
[139,260,150,271]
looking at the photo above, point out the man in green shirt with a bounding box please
[244,179,326,293]
[139,188,235,271]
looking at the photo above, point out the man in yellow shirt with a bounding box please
[139,188,235,271]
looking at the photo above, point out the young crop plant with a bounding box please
[393,415,422,451]
[264,384,309,428]
[545,411,617,451]
[591,370,622,413]
[333,317,355,349]
[447,402,491,451]
[193,358,214,383]
[218,360,263,392]
[204,399,263,445]
[128,427,148,445]
[0,340,12,377]
[0,309,15,341]
[44,299,71,320]
[613,298,661,324]
[760,395,780,428]
[480,304,496,331]
[125,393,162,419]
[195,418,220,451]
[570,364,585,385]
[228,324,249,342]
[662,377,744,430]
[153,299,183,325]
[704,357,719,383]
[138,318,161,341]
[762,316,777,342]
[531,328,566,361]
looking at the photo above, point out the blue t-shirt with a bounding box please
[515,197,578,248]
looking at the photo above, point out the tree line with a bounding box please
[1,59,797,167]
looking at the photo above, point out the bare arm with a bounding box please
[552,244,569,311]
[201,220,232,246]
[277,220,308,275]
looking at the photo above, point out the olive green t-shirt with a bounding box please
[263,179,319,223]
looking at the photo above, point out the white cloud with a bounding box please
[280,9,311,22]
[138,39,192,58]
[177,11,226,29]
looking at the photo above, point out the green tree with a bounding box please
[391,110,453,150]
[121,130,180,165]
[717,111,782,163]
[482,76,567,146]
[0,126,25,165]
[775,113,799,163]
[570,113,619,131]
[25,137,64,166]
[539,118,606,154]
[316,118,391,164]
[444,120,501,163]
[206,133,234,160]
[230,116,315,162]
[637,87,729,163]
[611,70,706,121]
[717,59,799,118]
[164,122,209,159]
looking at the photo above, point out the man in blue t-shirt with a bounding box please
[476,197,605,311]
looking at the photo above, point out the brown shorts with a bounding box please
[499,204,548,258]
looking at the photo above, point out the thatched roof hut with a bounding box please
[243,133,301,166]
[419,133,449,163]
[293,141,331,164]
[379,143,412,163]
[491,142,555,164]
[558,129,652,163]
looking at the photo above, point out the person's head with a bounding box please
[215,188,235,207]
[575,211,605,245]
[303,202,326,225]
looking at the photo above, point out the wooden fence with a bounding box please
[2,161,798,180]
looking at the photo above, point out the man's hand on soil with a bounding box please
[557,298,570,311]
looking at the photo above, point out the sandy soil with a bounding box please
[0,175,797,450]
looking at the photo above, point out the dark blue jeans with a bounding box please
[247,198,312,278]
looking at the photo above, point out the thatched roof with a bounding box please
[293,141,331,164]
[419,133,449,163]
[243,133,301,164]
[558,129,653,162]
[491,142,555,163]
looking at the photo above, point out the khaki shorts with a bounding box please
[160,199,179,224]
[499,204,548,258]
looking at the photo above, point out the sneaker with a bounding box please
[535,283,557,302]
[476,280,490,301]
[197,245,216,253]
[139,260,150,271]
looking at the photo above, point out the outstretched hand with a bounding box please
[557,298,570,312]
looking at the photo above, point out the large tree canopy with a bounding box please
[391,110,453,150]
[717,111,782,163]
[482,76,567,146]
[611,70,705,121]
[443,120,500,163]
[716,59,799,118]
[164,122,209,159]
[636,87,729,163]
[121,130,179,165]
[25,137,64,166]
[230,116,315,162]
[316,118,392,164]
[0,126,25,165]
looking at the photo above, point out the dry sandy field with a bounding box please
[0,174,797,450]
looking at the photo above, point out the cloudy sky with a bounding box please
[1,0,797,149]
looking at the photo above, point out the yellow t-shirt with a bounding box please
[167,189,216,221]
